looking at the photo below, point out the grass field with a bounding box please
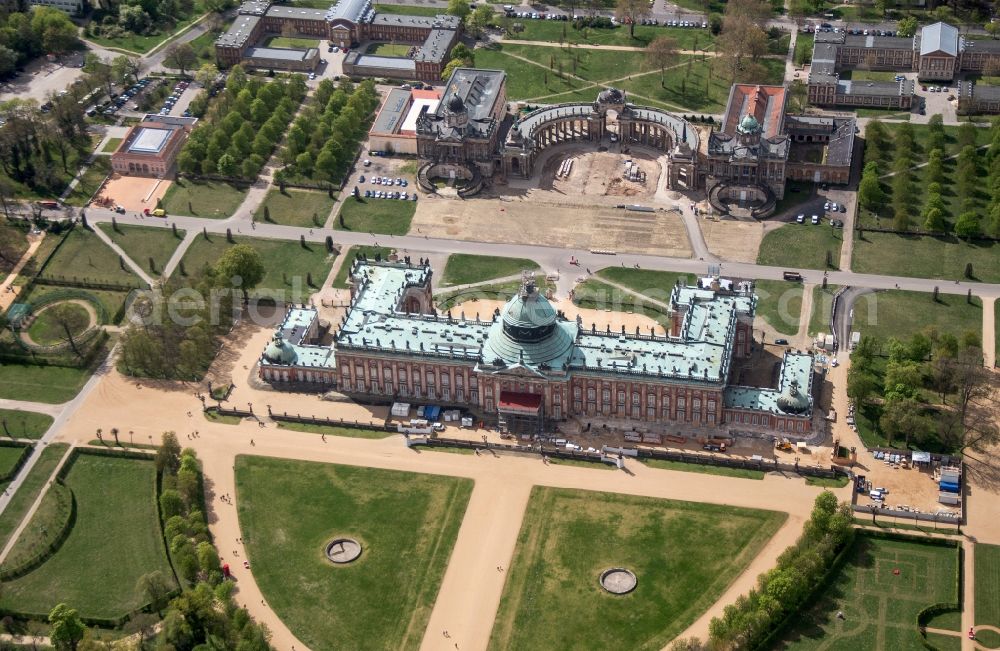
[26,302,92,346]
[101,138,123,153]
[0,444,28,478]
[0,454,175,619]
[440,254,540,287]
[334,198,415,236]
[97,223,186,277]
[1,481,71,573]
[161,179,248,219]
[64,157,111,207]
[0,443,68,553]
[38,226,142,287]
[264,35,320,48]
[757,223,843,270]
[511,21,716,51]
[852,233,1000,283]
[777,534,959,650]
[475,47,586,100]
[975,543,1000,630]
[640,458,766,480]
[86,8,207,54]
[794,33,814,65]
[754,279,804,336]
[571,278,672,326]
[489,487,785,650]
[0,409,54,439]
[20,285,130,326]
[366,42,412,56]
[596,267,696,294]
[852,289,982,343]
[809,285,840,337]
[255,189,335,228]
[180,235,335,302]
[275,421,395,439]
[0,364,91,403]
[236,456,472,650]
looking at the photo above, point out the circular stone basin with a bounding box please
[325,538,362,564]
[599,568,637,595]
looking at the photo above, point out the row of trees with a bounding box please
[0,6,79,77]
[846,329,997,453]
[275,78,378,185]
[178,65,307,180]
[859,117,1000,237]
[699,492,854,649]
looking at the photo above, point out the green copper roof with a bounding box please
[738,114,760,133]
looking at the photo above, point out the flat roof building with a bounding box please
[957,81,1000,115]
[111,116,197,179]
[369,88,442,155]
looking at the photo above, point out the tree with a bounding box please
[215,244,264,303]
[847,368,878,405]
[156,431,182,474]
[195,62,220,89]
[165,43,197,76]
[615,0,648,38]
[858,161,884,212]
[897,16,918,37]
[446,0,471,20]
[49,604,85,651]
[111,55,140,86]
[645,36,678,87]
[118,5,152,33]
[954,211,981,238]
[48,303,90,357]
[31,7,79,53]
[787,78,808,112]
[0,46,17,79]
[467,4,494,36]
[160,489,185,519]
[137,571,173,614]
[926,148,945,185]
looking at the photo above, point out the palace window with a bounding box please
[617,391,625,406]
[383,367,392,380]
[426,371,435,386]
[602,389,611,404]
[632,391,640,405]
[587,387,596,401]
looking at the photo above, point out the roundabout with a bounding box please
[599,568,638,595]
[324,538,362,565]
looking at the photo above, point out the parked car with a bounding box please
[811,214,820,224]
[775,338,789,345]
[796,214,804,223]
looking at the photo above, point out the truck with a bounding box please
[783,271,803,282]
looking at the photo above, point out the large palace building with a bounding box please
[258,258,816,436]
[216,0,460,79]
[408,69,855,217]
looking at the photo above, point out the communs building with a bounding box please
[215,0,461,79]
[807,22,1000,109]
[258,257,817,437]
[110,115,198,178]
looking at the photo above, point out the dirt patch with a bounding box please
[411,195,692,257]
[93,175,172,214]
[543,150,660,198]
[701,219,771,263]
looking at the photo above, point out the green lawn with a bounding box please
[975,543,1000,630]
[473,47,590,100]
[64,157,111,208]
[235,456,472,650]
[0,409,54,439]
[26,302,92,346]
[264,35,321,49]
[512,21,716,51]
[640,458,766,480]
[0,454,175,619]
[488,487,785,650]
[275,421,394,440]
[0,364,91,404]
[97,223,186,277]
[571,278,671,327]
[852,289,983,343]
[1,481,71,573]
[334,198,415,236]
[842,70,899,82]
[161,179,248,219]
[809,285,841,337]
[332,245,394,288]
[440,254,540,287]
[366,42,412,56]
[179,235,335,303]
[852,233,1000,283]
[0,443,68,553]
[777,534,959,651]
[757,223,843,270]
[754,279,804,337]
[595,267,696,294]
[805,475,851,487]
[37,226,143,287]
[85,6,208,54]
[255,189,335,228]
[20,285,131,326]
[0,443,28,477]
[794,33,814,65]
[101,138,123,153]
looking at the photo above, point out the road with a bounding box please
[77,206,1000,300]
